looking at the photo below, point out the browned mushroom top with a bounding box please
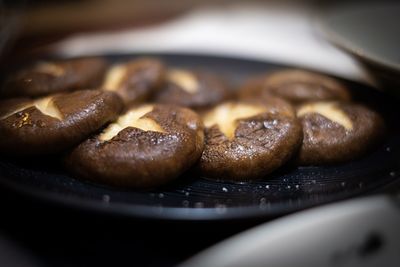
[199,97,302,181]
[2,57,108,97]
[153,69,231,110]
[238,69,351,104]
[0,90,123,155]
[296,101,385,165]
[66,104,204,188]
[102,58,165,106]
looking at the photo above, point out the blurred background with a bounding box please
[1,0,389,83]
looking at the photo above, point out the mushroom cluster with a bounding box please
[0,57,385,188]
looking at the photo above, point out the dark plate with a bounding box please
[1,53,399,221]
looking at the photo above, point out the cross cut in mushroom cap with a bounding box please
[101,58,166,106]
[0,90,123,156]
[66,104,204,188]
[102,64,128,91]
[0,96,63,121]
[297,102,353,130]
[99,105,165,141]
[167,69,199,94]
[2,57,107,98]
[203,102,267,140]
[200,98,303,181]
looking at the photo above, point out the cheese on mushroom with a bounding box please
[102,64,128,91]
[0,96,63,120]
[35,62,65,77]
[167,69,199,94]
[297,102,353,130]
[99,105,165,141]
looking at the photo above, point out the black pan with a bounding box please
[0,53,399,221]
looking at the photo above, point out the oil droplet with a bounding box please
[185,191,190,196]
[265,185,270,189]
[187,121,198,130]
[295,184,300,189]
[222,187,228,192]
[386,147,391,152]
[263,121,272,129]
[158,193,164,198]
[182,200,189,207]
[390,171,396,177]
[287,185,291,189]
[341,181,346,187]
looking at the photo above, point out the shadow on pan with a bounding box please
[0,53,399,221]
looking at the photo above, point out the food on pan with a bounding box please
[199,97,302,181]
[0,55,388,188]
[2,57,107,97]
[296,101,385,165]
[102,58,165,106]
[66,104,204,188]
[153,68,231,110]
[238,69,351,104]
[0,90,123,155]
